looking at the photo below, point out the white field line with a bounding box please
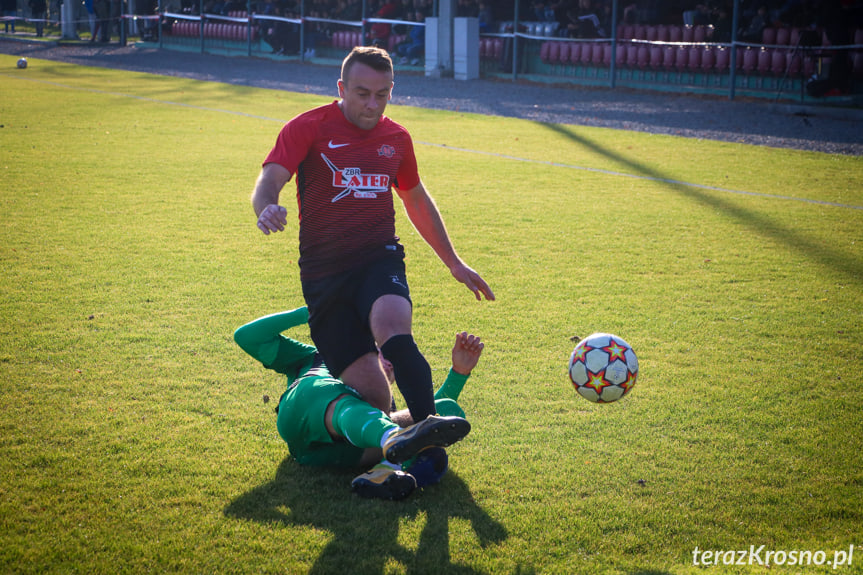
[5,72,862,212]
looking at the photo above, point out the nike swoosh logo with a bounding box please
[328,141,350,149]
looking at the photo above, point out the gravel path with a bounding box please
[3,39,863,155]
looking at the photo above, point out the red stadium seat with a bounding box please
[540,41,552,63]
[775,27,790,45]
[645,25,657,42]
[674,45,688,69]
[568,42,581,64]
[693,25,707,43]
[740,47,754,71]
[616,43,626,66]
[558,42,571,65]
[714,47,729,70]
[625,43,638,67]
[682,25,694,43]
[786,50,802,75]
[492,38,503,59]
[591,42,604,65]
[686,46,702,71]
[619,24,633,40]
[602,42,613,65]
[580,42,593,64]
[649,45,663,68]
[757,48,772,74]
[633,24,645,39]
[762,27,777,45]
[701,46,715,71]
[770,49,788,75]
[655,24,669,42]
[637,44,649,67]
[662,45,676,69]
[549,42,561,63]
[668,25,682,43]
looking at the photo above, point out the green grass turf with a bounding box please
[1,55,862,574]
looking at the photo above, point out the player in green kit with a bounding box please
[234,306,484,500]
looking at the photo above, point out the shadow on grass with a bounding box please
[537,122,863,283]
[224,457,508,574]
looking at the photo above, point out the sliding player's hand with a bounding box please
[451,332,484,376]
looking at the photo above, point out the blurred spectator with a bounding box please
[565,0,607,38]
[393,9,424,64]
[84,0,96,36]
[739,4,767,43]
[818,0,852,95]
[683,3,711,26]
[29,0,46,36]
[478,1,492,32]
[457,0,478,18]
[368,0,397,48]
[709,4,732,42]
[221,0,241,14]
[530,0,555,22]
[263,5,299,54]
[92,0,110,41]
[2,0,16,33]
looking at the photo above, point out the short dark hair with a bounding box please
[341,46,393,83]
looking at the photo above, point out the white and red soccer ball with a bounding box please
[569,333,638,403]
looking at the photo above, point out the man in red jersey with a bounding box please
[251,46,494,424]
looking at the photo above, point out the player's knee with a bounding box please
[340,355,392,412]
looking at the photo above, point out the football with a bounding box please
[17,58,28,69]
[568,333,638,403]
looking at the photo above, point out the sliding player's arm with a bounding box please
[233,307,316,378]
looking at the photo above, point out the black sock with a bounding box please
[380,334,436,422]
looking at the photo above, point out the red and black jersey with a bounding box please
[264,101,421,281]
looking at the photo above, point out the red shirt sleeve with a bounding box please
[394,132,420,192]
[263,111,319,176]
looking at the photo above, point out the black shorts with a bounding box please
[301,249,411,377]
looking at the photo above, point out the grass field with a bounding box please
[1,54,862,574]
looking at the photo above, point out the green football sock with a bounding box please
[330,395,399,449]
[434,398,465,418]
[434,369,469,402]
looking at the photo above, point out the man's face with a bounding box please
[338,62,393,130]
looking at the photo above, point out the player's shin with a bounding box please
[380,334,436,422]
[330,395,399,448]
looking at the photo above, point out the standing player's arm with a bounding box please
[395,181,495,301]
[252,162,292,235]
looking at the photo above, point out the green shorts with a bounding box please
[276,372,365,468]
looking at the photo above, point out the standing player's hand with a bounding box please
[257,204,288,235]
[450,263,495,301]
